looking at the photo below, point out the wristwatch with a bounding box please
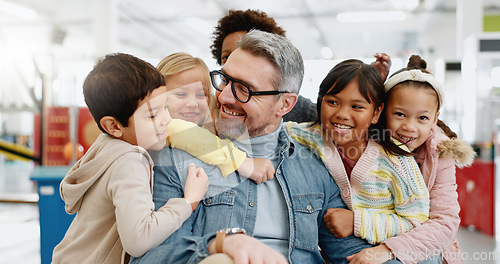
[215,227,247,253]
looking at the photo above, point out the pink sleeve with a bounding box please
[383,157,460,264]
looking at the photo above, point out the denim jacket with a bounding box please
[131,125,372,264]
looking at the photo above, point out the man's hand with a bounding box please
[208,234,288,264]
[371,53,392,82]
[346,244,393,264]
[238,157,275,184]
[323,208,354,238]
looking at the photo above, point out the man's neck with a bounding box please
[234,121,282,159]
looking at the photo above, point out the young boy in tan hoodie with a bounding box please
[52,53,209,263]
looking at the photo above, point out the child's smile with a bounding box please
[331,123,353,134]
[385,85,439,151]
[166,72,210,126]
[320,79,381,161]
[121,86,171,151]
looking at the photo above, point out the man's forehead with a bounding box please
[222,49,252,80]
[222,48,243,70]
[222,49,275,88]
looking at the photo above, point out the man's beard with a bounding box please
[214,115,249,140]
[214,104,272,139]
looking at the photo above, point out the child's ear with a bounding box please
[276,93,298,117]
[371,103,384,124]
[100,116,124,138]
[433,111,440,126]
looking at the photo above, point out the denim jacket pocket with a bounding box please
[291,194,324,251]
[197,190,236,233]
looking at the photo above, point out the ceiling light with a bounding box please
[321,47,333,59]
[0,0,36,20]
[337,11,406,23]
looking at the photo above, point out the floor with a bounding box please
[0,159,498,264]
[0,160,40,264]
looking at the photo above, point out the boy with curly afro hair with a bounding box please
[210,9,286,65]
[210,9,319,123]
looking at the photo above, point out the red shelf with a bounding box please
[456,159,494,236]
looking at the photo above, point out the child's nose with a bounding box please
[185,98,198,108]
[402,120,416,131]
[335,106,349,120]
[161,109,172,126]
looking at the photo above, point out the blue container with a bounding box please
[30,166,74,264]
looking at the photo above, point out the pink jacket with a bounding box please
[383,127,475,264]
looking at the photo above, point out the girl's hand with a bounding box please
[184,163,209,211]
[371,53,392,82]
[238,157,275,184]
[323,208,354,238]
[347,244,394,264]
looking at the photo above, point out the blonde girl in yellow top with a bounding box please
[156,52,275,183]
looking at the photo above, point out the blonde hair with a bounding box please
[156,52,215,115]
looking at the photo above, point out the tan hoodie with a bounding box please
[52,134,191,264]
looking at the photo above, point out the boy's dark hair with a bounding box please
[210,9,286,65]
[315,59,410,156]
[83,53,165,133]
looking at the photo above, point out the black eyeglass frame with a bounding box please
[209,70,289,103]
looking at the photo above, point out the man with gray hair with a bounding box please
[131,30,373,264]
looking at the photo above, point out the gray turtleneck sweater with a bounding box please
[233,121,289,257]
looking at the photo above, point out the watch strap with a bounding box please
[215,230,226,253]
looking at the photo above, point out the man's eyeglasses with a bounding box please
[209,70,289,103]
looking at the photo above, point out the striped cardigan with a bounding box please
[287,122,429,244]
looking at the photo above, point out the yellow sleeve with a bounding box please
[167,119,247,177]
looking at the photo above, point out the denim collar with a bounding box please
[277,120,295,156]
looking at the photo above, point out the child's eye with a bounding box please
[326,100,338,106]
[394,112,405,117]
[176,93,186,97]
[197,93,207,98]
[352,105,363,109]
[418,116,429,121]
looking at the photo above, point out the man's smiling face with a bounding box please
[215,48,281,139]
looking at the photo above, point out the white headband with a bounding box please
[384,69,443,109]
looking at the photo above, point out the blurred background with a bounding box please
[0,0,499,263]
